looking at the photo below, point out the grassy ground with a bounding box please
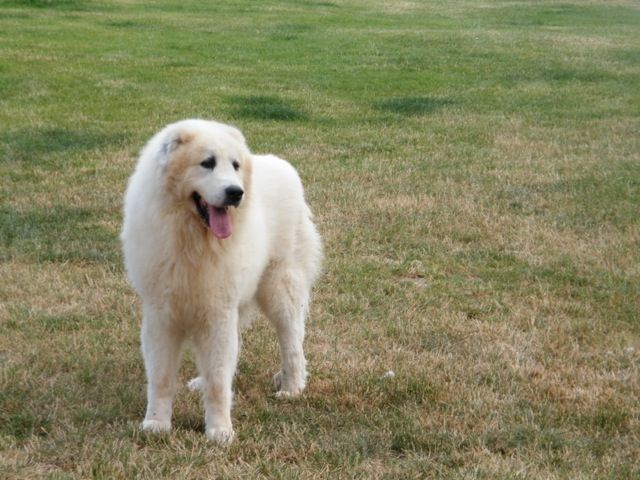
[1,0,639,478]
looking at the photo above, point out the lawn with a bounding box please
[1,0,639,478]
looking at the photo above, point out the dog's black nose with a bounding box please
[224,186,244,206]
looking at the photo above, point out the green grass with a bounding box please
[1,0,639,478]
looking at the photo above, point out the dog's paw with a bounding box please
[273,371,305,398]
[187,376,204,392]
[141,419,171,433]
[275,390,299,399]
[206,427,235,444]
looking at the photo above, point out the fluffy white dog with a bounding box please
[121,119,322,443]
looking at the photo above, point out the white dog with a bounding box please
[121,119,322,443]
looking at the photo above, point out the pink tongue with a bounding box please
[207,205,232,239]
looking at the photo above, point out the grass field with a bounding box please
[1,0,639,478]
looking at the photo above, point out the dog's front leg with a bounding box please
[140,303,184,433]
[193,308,239,444]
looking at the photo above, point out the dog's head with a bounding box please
[153,119,252,239]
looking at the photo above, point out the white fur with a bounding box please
[121,119,322,443]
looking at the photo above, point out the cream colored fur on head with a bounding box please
[121,119,322,444]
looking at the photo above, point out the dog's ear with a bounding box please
[224,124,247,146]
[158,128,193,167]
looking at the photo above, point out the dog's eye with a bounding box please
[232,160,240,171]
[200,156,216,169]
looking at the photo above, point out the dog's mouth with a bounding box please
[192,192,232,239]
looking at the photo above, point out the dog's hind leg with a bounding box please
[140,304,184,433]
[258,267,309,397]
